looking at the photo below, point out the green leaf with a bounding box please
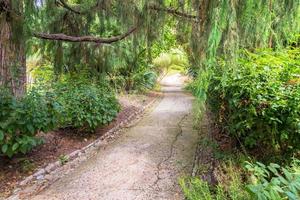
[12,143,19,151]
[26,124,35,134]
[0,131,4,141]
[2,144,8,153]
[285,191,298,200]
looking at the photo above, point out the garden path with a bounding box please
[31,74,199,200]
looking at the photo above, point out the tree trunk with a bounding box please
[0,0,26,97]
[198,0,210,62]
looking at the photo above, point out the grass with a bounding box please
[181,105,252,200]
[180,160,251,200]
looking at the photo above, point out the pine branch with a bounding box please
[33,26,137,44]
[149,5,197,20]
[56,0,101,15]
[56,0,81,14]
[56,1,197,21]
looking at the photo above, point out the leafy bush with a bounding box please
[109,67,157,92]
[131,69,158,91]
[208,48,300,153]
[54,79,120,131]
[245,160,300,200]
[0,89,61,157]
[153,48,188,73]
[180,160,300,200]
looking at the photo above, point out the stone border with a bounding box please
[7,94,161,200]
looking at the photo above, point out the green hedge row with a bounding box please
[0,80,119,157]
[208,48,300,154]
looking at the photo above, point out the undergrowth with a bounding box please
[184,46,300,200]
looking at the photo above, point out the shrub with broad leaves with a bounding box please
[208,48,300,154]
[54,79,120,131]
[0,89,61,157]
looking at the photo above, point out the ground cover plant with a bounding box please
[180,159,300,200]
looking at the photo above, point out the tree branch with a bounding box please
[56,0,101,15]
[33,26,137,44]
[149,5,197,20]
[56,1,197,21]
[56,0,81,14]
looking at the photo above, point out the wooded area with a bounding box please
[0,0,300,199]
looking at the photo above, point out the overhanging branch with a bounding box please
[33,26,137,44]
[56,0,81,14]
[56,0,101,15]
[149,5,197,20]
[56,1,197,21]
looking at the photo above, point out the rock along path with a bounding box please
[31,74,199,200]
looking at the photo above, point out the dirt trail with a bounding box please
[31,74,199,200]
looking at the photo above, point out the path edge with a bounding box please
[7,93,162,200]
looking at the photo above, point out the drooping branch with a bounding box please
[33,26,137,44]
[56,1,198,21]
[56,0,81,14]
[56,0,101,15]
[149,5,197,20]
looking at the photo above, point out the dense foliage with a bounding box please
[245,160,300,200]
[54,79,120,131]
[208,47,300,154]
[0,77,120,157]
[180,159,300,200]
[0,89,60,157]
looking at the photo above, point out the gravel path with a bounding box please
[31,74,199,200]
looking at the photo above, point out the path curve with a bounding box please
[31,74,198,200]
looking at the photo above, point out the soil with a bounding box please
[0,92,160,198]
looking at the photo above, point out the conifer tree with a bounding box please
[0,0,299,97]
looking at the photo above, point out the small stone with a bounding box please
[36,175,44,180]
[7,194,19,200]
[13,188,21,194]
[45,163,56,173]
[45,174,53,181]
[69,150,80,160]
[53,161,61,167]
[33,169,45,178]
[79,156,87,162]
[94,140,102,147]
[19,175,33,186]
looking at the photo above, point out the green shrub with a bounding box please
[54,80,120,131]
[245,160,300,200]
[0,89,61,157]
[208,48,300,153]
[0,75,120,157]
[131,69,158,91]
[180,160,300,200]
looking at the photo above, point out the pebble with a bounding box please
[45,163,56,174]
[69,150,80,160]
[36,175,44,181]
[33,169,45,178]
[19,175,33,186]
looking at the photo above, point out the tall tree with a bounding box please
[0,0,299,97]
[0,0,26,97]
